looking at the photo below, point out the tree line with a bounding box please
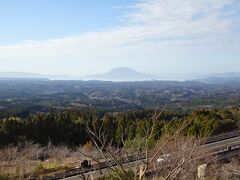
[0,108,239,147]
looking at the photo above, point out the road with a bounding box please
[41,135,240,180]
[201,136,240,152]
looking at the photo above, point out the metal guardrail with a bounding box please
[39,132,240,180]
[41,154,146,180]
[204,130,240,144]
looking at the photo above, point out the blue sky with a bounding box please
[0,0,134,44]
[0,0,240,77]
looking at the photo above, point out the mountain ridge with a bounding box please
[84,67,156,81]
[195,72,240,84]
[0,72,74,80]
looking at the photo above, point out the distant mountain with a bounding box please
[0,72,49,80]
[196,72,240,84]
[0,72,77,80]
[84,67,156,81]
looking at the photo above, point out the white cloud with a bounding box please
[0,0,239,74]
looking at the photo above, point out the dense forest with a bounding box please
[0,108,239,147]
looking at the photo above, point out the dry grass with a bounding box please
[0,142,94,179]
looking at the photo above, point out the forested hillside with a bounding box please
[0,108,239,147]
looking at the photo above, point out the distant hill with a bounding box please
[196,72,240,84]
[0,72,49,80]
[84,67,156,81]
[0,72,77,80]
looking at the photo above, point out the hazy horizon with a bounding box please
[1,66,240,82]
[0,0,240,76]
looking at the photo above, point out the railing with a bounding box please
[204,130,240,144]
[40,132,240,180]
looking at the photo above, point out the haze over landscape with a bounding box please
[2,67,240,82]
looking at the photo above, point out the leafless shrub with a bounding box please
[152,136,200,179]
[0,145,18,162]
[0,142,81,178]
[17,141,44,160]
[47,145,71,162]
[222,157,240,178]
[77,108,202,180]
[210,157,240,180]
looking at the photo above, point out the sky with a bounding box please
[0,0,240,77]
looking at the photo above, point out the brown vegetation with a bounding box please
[0,142,90,179]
